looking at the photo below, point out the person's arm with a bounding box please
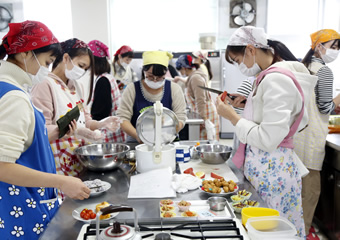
[235,73,302,152]
[170,82,186,131]
[190,75,208,120]
[117,83,136,136]
[315,66,337,114]
[0,162,90,200]
[91,77,112,121]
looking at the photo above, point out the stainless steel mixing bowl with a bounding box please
[74,143,130,171]
[195,144,232,164]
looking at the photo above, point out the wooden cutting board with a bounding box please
[178,160,239,183]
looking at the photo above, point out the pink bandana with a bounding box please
[88,40,110,59]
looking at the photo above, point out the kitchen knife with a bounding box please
[198,86,246,103]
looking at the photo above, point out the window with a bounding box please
[108,0,218,52]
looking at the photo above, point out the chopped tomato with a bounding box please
[183,168,195,176]
[211,172,223,179]
[90,212,96,219]
[220,91,228,102]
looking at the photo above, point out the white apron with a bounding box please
[294,61,329,170]
[49,77,87,179]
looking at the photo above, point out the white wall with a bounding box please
[70,0,110,52]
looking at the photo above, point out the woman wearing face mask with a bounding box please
[112,45,138,93]
[117,51,186,143]
[0,21,90,239]
[176,54,219,141]
[87,40,126,143]
[215,26,318,238]
[293,29,340,239]
[31,38,120,185]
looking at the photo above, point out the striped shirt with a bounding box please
[312,57,335,114]
[234,77,254,114]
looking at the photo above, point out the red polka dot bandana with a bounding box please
[114,45,133,56]
[2,20,59,55]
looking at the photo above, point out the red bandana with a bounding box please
[2,20,59,55]
[114,45,133,56]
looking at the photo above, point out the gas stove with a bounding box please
[77,218,250,240]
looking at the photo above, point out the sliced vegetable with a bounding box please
[211,172,223,179]
[220,91,228,102]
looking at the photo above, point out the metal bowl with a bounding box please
[195,144,232,164]
[207,196,227,211]
[74,143,130,171]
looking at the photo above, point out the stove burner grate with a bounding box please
[82,219,244,240]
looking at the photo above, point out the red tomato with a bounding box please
[83,213,90,220]
[90,212,96,219]
[211,172,223,179]
[183,168,193,174]
[80,211,86,218]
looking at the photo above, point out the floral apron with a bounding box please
[185,88,219,140]
[234,67,306,238]
[89,73,126,143]
[0,82,58,239]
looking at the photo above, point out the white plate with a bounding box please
[84,180,111,197]
[199,185,239,196]
[72,203,118,223]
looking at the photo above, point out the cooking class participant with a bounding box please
[293,29,340,239]
[192,50,213,82]
[117,50,187,143]
[87,40,126,143]
[112,45,138,93]
[215,26,318,238]
[226,41,303,157]
[0,20,90,239]
[176,54,219,141]
[31,38,120,183]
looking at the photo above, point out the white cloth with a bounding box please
[0,60,35,163]
[235,61,318,153]
[229,26,272,50]
[171,173,202,193]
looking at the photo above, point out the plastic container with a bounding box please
[241,207,279,227]
[245,216,297,240]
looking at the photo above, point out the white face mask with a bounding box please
[320,45,339,63]
[144,78,165,89]
[23,51,50,86]
[65,58,85,80]
[120,59,128,68]
[237,50,261,77]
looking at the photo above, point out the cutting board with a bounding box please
[178,160,239,183]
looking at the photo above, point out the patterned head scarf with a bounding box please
[114,45,133,56]
[310,29,340,50]
[142,51,173,67]
[176,55,194,69]
[2,20,58,55]
[61,38,88,54]
[88,40,110,59]
[228,26,271,50]
[192,50,208,62]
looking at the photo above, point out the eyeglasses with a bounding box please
[144,71,165,81]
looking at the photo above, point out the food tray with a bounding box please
[159,200,234,220]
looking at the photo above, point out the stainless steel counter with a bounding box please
[325,133,340,171]
[326,133,340,152]
[39,156,266,240]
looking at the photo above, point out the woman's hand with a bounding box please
[98,116,120,132]
[225,93,247,109]
[216,95,241,126]
[65,119,77,138]
[59,176,90,200]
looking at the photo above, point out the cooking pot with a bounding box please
[96,205,141,240]
[135,144,176,173]
[135,101,178,173]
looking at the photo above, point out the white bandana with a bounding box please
[228,26,272,50]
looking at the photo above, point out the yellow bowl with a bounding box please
[241,207,280,229]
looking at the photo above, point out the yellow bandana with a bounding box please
[310,29,340,50]
[142,51,173,67]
